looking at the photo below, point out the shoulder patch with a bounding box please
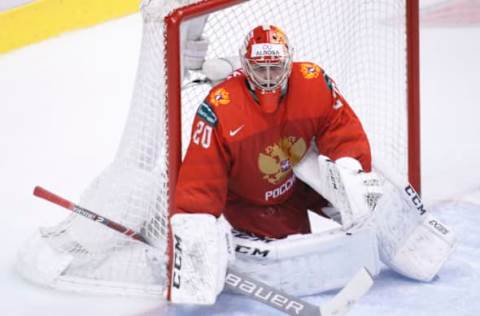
[209,87,231,107]
[300,62,321,79]
[196,101,218,126]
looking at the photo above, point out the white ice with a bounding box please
[1,11,479,316]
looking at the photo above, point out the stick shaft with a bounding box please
[33,186,148,244]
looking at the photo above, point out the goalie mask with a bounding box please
[240,25,293,113]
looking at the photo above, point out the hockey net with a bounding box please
[17,0,419,298]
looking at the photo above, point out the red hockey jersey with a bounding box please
[174,62,371,238]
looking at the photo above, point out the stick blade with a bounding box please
[320,267,374,316]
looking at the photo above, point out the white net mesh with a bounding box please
[17,0,415,297]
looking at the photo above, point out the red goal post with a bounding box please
[406,0,421,193]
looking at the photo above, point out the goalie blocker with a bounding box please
[293,146,457,282]
[168,213,234,305]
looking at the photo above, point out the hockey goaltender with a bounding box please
[167,23,457,305]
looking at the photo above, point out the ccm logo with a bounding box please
[429,219,449,235]
[226,273,305,315]
[172,234,183,289]
[235,245,270,258]
[404,185,427,215]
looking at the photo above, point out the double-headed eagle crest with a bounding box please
[258,137,307,184]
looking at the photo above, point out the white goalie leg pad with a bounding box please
[230,226,380,296]
[169,213,234,305]
[293,146,382,229]
[387,213,456,281]
[374,174,457,281]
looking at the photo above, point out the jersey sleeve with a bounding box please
[315,74,372,171]
[173,101,230,217]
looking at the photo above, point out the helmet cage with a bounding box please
[241,53,292,91]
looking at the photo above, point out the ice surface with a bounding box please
[0,11,479,316]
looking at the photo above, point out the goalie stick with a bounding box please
[33,185,373,316]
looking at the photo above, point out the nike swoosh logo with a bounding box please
[229,125,245,137]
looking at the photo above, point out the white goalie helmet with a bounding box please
[240,25,293,92]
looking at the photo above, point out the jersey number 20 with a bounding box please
[192,121,212,149]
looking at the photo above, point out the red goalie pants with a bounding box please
[224,182,329,239]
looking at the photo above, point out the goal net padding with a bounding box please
[16,0,419,298]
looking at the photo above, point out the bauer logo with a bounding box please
[226,272,305,315]
[251,44,285,58]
